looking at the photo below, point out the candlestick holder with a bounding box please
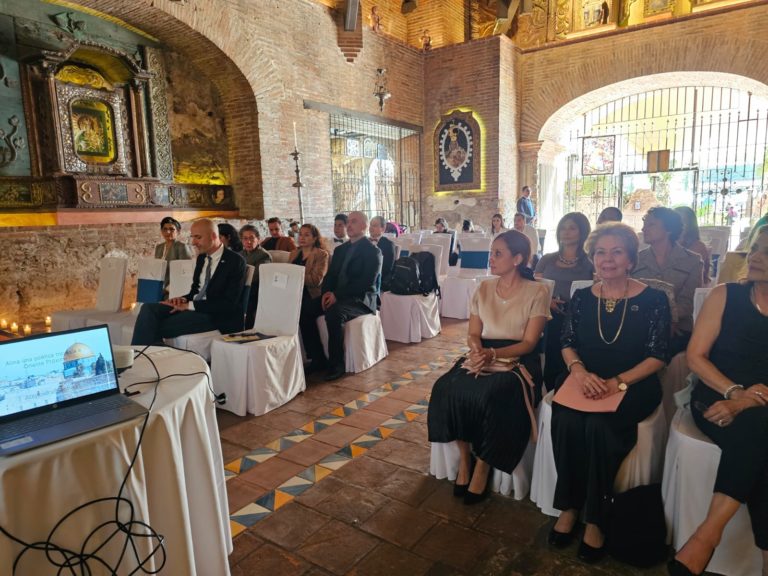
[290,147,305,224]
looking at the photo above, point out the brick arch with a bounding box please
[519,5,768,143]
[71,0,284,217]
[538,71,768,142]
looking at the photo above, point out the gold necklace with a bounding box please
[600,280,627,313]
[598,280,629,345]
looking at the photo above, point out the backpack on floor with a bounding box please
[410,251,439,296]
[389,256,422,295]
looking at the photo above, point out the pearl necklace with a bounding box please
[558,254,579,266]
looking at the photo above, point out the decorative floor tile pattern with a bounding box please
[228,350,463,535]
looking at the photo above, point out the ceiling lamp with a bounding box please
[401,1,418,14]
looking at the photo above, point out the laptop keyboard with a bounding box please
[0,395,134,439]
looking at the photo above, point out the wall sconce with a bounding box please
[373,68,391,112]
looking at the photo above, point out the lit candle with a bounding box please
[293,121,298,150]
[10,322,18,333]
[0,319,7,329]
[130,302,137,311]
[23,324,31,336]
[45,316,52,327]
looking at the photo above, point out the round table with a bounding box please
[0,347,232,575]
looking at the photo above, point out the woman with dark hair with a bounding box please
[669,226,768,576]
[428,230,550,504]
[218,222,243,253]
[534,212,594,390]
[239,224,272,329]
[292,224,331,373]
[462,219,475,233]
[675,206,710,285]
[154,216,193,291]
[434,217,448,233]
[549,223,671,563]
[633,206,703,355]
[490,213,506,235]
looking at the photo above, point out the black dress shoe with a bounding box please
[547,525,576,548]
[577,540,606,564]
[323,367,346,381]
[305,361,327,375]
[463,488,489,505]
[453,483,469,498]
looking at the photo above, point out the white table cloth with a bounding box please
[0,347,232,576]
[662,408,761,576]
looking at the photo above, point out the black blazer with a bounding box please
[322,237,382,313]
[185,247,247,333]
[377,236,396,286]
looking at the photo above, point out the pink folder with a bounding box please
[553,373,626,413]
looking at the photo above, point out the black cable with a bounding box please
[0,346,170,575]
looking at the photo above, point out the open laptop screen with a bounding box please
[0,325,119,420]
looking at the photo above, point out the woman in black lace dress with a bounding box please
[548,223,671,563]
[669,225,768,576]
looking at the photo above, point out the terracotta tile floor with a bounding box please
[219,319,671,576]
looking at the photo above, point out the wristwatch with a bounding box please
[616,376,628,392]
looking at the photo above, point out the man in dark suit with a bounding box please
[301,211,382,381]
[369,215,395,292]
[131,218,247,345]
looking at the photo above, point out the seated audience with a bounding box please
[217,222,243,253]
[288,220,300,240]
[534,212,593,391]
[132,218,246,344]
[369,215,395,290]
[462,219,475,233]
[597,206,623,224]
[332,213,348,246]
[428,230,550,504]
[490,213,506,235]
[299,211,382,381]
[239,224,272,329]
[154,216,193,292]
[435,217,458,265]
[670,225,768,576]
[632,207,703,355]
[261,217,297,252]
[384,221,401,237]
[549,223,670,563]
[513,212,540,265]
[675,205,711,285]
[291,223,330,303]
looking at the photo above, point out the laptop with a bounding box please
[0,324,148,457]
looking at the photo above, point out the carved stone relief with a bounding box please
[0,116,25,168]
[516,0,548,47]
[144,46,174,182]
[555,0,571,38]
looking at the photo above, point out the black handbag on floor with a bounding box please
[604,483,668,567]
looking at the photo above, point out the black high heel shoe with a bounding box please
[547,524,577,548]
[577,539,606,564]
[453,456,475,498]
[667,537,716,575]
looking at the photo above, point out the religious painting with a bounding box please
[98,182,128,203]
[434,110,481,191]
[363,138,376,158]
[582,135,615,176]
[152,186,170,205]
[70,99,116,163]
[644,0,673,17]
[346,138,361,157]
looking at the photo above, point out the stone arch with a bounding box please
[519,5,768,143]
[71,0,285,218]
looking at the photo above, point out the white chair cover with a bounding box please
[699,226,731,259]
[268,250,290,263]
[662,408,761,576]
[421,234,451,277]
[168,260,196,299]
[538,278,555,301]
[51,257,129,332]
[659,352,690,426]
[382,232,397,240]
[317,312,388,373]
[211,263,306,416]
[693,286,714,324]
[380,291,441,343]
[429,441,536,501]
[413,243,444,283]
[136,258,167,304]
[86,312,135,345]
[530,391,668,517]
[399,232,422,245]
[393,237,414,258]
[569,279,594,298]
[458,236,491,279]
[439,277,478,319]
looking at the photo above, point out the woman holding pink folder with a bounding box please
[547,223,671,563]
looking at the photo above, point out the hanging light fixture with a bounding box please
[373,68,391,112]
[401,0,418,14]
